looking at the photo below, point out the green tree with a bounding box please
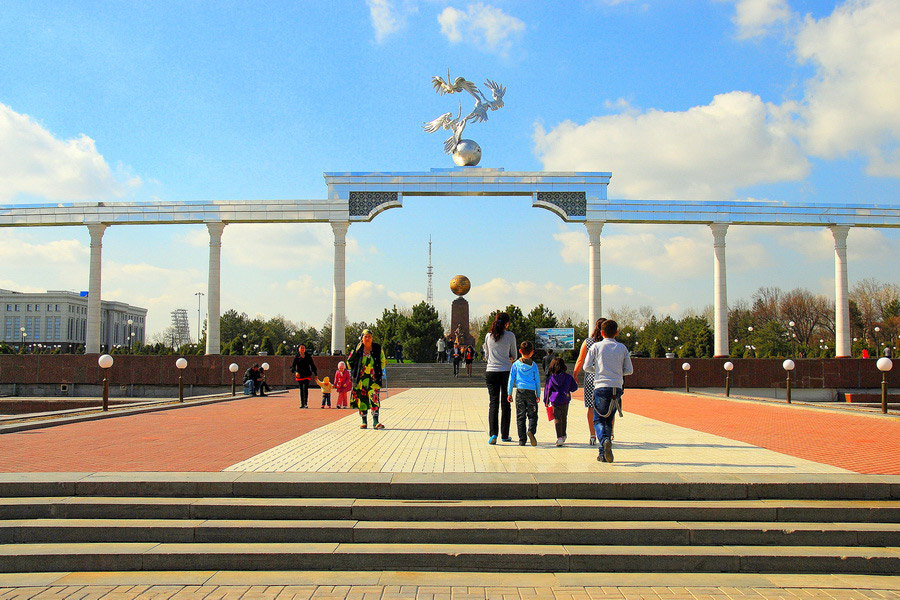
[676,316,714,358]
[260,336,275,355]
[345,321,370,354]
[372,306,409,359]
[400,302,444,362]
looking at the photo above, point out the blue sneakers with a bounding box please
[489,435,498,445]
[501,437,512,442]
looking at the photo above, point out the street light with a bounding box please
[127,319,134,352]
[98,354,113,411]
[723,361,734,397]
[783,359,795,404]
[876,357,892,414]
[194,291,204,343]
[176,357,188,402]
[682,362,691,393]
[229,362,239,396]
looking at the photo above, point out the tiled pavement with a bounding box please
[227,389,872,474]
[0,579,898,600]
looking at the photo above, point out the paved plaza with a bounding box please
[0,388,897,474]
[0,387,897,594]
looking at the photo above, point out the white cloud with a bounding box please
[554,224,772,279]
[795,0,900,175]
[0,103,140,203]
[438,3,525,56]
[0,237,87,264]
[217,224,364,270]
[367,0,405,42]
[535,92,809,200]
[732,0,792,39]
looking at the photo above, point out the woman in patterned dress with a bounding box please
[347,329,387,430]
[573,318,605,446]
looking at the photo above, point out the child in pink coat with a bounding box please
[334,361,353,409]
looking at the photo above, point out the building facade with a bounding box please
[0,289,147,351]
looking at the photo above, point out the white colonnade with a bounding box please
[830,225,851,358]
[585,222,604,330]
[85,224,107,354]
[331,221,349,355]
[205,223,226,355]
[710,224,729,357]
[73,219,860,357]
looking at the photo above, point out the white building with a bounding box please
[0,289,147,351]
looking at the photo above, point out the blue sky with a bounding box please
[0,0,897,340]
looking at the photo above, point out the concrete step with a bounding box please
[2,497,898,523]
[4,497,899,523]
[0,519,896,547]
[0,542,896,574]
[3,473,897,500]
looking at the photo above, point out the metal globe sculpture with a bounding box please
[450,275,471,296]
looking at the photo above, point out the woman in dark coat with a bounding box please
[290,345,317,408]
[347,329,387,429]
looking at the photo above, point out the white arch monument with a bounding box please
[1,166,897,357]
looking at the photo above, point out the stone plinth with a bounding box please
[450,297,475,347]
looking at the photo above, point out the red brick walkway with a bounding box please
[619,390,900,475]
[0,390,353,472]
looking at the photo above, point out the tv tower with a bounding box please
[426,236,434,306]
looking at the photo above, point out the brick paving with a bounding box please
[0,391,350,472]
[0,585,897,600]
[621,391,900,474]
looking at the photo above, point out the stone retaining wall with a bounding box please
[0,356,895,390]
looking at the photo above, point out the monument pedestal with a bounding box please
[450,297,475,347]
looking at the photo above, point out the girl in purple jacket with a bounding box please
[544,357,579,446]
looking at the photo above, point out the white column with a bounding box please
[85,223,107,354]
[585,222,604,329]
[830,225,851,357]
[710,223,730,357]
[205,222,226,355]
[331,221,349,355]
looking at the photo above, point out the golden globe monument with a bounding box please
[449,275,475,347]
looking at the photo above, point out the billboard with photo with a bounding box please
[535,328,575,350]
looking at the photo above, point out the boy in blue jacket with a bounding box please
[507,340,542,446]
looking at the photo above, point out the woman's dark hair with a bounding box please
[548,356,567,375]
[490,311,510,341]
[590,317,606,342]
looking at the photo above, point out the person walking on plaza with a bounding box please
[348,329,386,429]
[436,337,446,363]
[290,345,318,409]
[464,345,475,377]
[484,311,517,445]
[334,361,352,409]
[583,319,633,463]
[542,348,555,374]
[573,318,605,446]
[508,340,542,446]
[316,376,333,408]
[544,356,578,446]
[451,342,463,377]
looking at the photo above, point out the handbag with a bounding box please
[545,403,554,421]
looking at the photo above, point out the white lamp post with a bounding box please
[877,357,892,414]
[724,361,734,397]
[98,353,114,411]
[682,362,691,393]
[229,362,239,396]
[176,357,188,402]
[783,359,796,404]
